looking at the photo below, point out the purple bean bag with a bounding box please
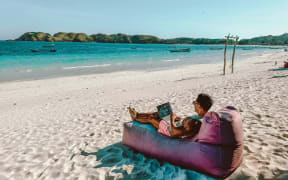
[122,107,243,178]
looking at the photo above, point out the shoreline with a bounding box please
[0,51,287,179]
[0,48,280,83]
[0,41,283,83]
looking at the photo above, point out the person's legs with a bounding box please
[128,107,161,129]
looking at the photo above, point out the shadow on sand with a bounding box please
[269,68,288,71]
[81,142,219,180]
[81,142,288,179]
[271,75,288,79]
[268,68,288,79]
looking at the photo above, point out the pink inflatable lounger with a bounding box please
[122,108,243,179]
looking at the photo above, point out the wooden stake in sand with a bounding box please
[231,36,239,73]
[223,34,230,75]
[223,34,239,75]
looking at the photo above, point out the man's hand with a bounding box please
[170,113,177,127]
[171,113,177,120]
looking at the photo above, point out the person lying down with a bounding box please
[128,107,200,137]
[128,94,214,138]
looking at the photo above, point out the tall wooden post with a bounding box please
[231,36,239,73]
[223,34,230,75]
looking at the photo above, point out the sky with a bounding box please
[0,0,288,40]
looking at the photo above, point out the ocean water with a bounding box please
[0,41,281,81]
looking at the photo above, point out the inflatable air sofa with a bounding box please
[122,107,243,178]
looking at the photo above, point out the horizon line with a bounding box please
[2,31,288,41]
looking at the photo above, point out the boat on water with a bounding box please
[169,48,190,53]
[31,43,56,53]
[269,47,282,49]
[30,49,56,53]
[209,47,223,50]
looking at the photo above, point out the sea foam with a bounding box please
[63,64,111,70]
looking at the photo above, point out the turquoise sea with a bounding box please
[0,41,282,81]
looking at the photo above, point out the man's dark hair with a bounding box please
[196,93,213,111]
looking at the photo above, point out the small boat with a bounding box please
[209,47,223,50]
[131,47,137,49]
[269,47,281,49]
[30,49,40,53]
[169,48,190,53]
[30,49,57,53]
[42,45,55,48]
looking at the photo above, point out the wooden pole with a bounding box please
[231,36,239,73]
[223,34,230,75]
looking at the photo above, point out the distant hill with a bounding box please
[239,33,288,45]
[13,32,288,45]
[14,32,227,44]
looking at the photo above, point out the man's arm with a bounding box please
[170,113,187,137]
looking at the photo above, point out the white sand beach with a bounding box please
[0,51,287,179]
